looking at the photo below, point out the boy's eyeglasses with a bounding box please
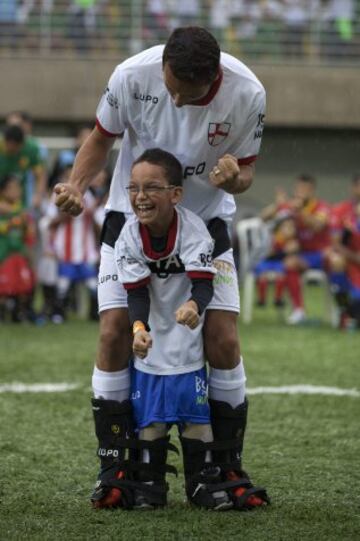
[126,185,176,195]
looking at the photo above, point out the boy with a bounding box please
[99,148,233,511]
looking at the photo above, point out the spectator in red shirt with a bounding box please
[261,175,331,324]
[327,174,360,328]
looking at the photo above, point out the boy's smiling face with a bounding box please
[128,161,183,236]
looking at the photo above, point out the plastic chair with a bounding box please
[236,217,272,324]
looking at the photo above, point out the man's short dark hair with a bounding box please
[4,124,25,145]
[163,27,220,84]
[132,148,183,187]
[352,173,360,184]
[297,173,316,186]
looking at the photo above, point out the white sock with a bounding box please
[208,358,247,408]
[92,366,130,402]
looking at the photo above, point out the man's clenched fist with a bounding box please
[53,183,84,216]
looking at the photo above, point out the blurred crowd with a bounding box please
[1,112,359,330]
[0,112,110,324]
[0,1,359,61]
[248,173,360,329]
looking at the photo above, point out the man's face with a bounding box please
[294,180,315,203]
[163,63,212,108]
[128,161,182,233]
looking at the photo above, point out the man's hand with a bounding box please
[133,330,152,359]
[53,183,84,217]
[175,300,200,330]
[209,154,240,191]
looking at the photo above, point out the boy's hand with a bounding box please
[53,183,84,216]
[175,300,200,330]
[133,330,152,359]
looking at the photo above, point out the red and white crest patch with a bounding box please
[208,122,231,146]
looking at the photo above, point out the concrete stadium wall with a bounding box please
[0,58,359,128]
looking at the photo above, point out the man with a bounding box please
[54,26,269,510]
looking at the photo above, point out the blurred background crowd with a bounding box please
[0,114,110,324]
[0,111,359,330]
[0,1,359,329]
[0,0,360,62]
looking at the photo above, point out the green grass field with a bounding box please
[1,287,359,540]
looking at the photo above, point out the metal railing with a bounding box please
[0,1,360,64]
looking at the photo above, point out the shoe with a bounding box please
[92,470,125,509]
[286,308,306,325]
[188,466,233,511]
[227,471,269,509]
[274,298,285,308]
[51,313,64,324]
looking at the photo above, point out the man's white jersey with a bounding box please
[115,206,216,375]
[96,45,266,224]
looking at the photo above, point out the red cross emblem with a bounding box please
[208,122,231,146]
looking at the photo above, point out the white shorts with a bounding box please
[98,243,240,314]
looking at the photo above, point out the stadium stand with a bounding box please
[0,1,360,64]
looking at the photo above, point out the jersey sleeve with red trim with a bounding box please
[229,87,266,165]
[115,221,151,289]
[178,208,216,280]
[96,65,128,137]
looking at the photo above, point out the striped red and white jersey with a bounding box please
[96,45,266,224]
[48,192,102,264]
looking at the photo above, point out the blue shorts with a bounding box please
[254,258,285,276]
[300,251,324,270]
[58,262,97,281]
[130,366,210,429]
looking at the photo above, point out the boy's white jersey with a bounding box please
[115,206,216,375]
[96,45,266,224]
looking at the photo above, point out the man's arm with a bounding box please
[209,154,255,194]
[53,127,115,216]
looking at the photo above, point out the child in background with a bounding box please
[255,213,299,307]
[0,174,36,321]
[46,166,105,322]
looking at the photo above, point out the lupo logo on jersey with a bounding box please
[133,93,159,104]
[208,122,231,146]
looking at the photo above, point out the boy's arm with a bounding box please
[176,278,214,329]
[127,286,152,360]
[126,285,150,330]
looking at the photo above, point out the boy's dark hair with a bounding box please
[132,148,183,187]
[4,124,25,145]
[297,173,316,186]
[352,173,360,184]
[163,27,220,84]
[0,173,20,191]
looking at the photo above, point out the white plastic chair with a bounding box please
[236,217,272,324]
